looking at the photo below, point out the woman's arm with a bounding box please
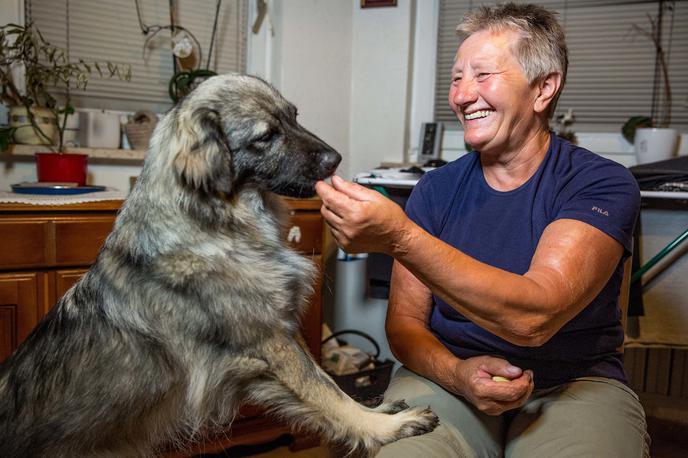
[317,177,623,347]
[396,216,623,346]
[385,259,458,389]
[387,260,534,415]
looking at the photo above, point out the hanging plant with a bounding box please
[135,0,222,104]
[168,68,216,103]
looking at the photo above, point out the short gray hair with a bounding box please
[457,3,568,115]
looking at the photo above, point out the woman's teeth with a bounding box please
[464,110,493,120]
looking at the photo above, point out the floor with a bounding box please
[197,435,330,458]
[199,416,687,458]
[647,417,688,458]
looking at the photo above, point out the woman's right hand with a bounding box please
[448,355,534,416]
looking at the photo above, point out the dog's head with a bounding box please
[168,74,341,198]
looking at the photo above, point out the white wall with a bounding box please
[347,0,414,179]
[249,0,414,181]
[255,0,354,179]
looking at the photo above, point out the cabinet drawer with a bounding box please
[0,220,50,269]
[54,217,115,266]
[0,215,115,269]
[286,212,322,254]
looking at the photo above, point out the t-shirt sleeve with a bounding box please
[555,160,640,257]
[404,174,440,236]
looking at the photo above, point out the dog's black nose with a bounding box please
[319,150,341,177]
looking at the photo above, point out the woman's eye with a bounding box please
[477,73,491,81]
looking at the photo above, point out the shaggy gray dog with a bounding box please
[0,74,438,457]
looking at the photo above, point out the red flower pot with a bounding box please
[35,152,88,187]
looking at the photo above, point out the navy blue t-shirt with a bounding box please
[405,133,640,389]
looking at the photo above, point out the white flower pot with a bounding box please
[9,106,57,146]
[634,127,678,165]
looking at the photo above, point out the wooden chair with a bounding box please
[618,256,633,352]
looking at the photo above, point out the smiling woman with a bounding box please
[316,3,649,457]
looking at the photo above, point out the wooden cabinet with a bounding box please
[0,198,325,454]
[0,201,118,363]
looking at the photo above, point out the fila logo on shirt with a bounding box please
[591,206,609,216]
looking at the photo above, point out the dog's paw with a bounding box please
[330,404,439,456]
[392,406,439,440]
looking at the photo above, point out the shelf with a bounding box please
[6,144,146,162]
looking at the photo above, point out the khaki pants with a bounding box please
[377,367,650,458]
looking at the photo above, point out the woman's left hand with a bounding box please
[315,176,412,254]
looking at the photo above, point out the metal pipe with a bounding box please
[631,226,688,285]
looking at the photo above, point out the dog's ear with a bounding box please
[173,108,234,195]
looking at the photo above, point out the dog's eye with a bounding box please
[253,130,276,144]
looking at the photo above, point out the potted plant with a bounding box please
[622,4,678,164]
[0,22,130,185]
[554,108,577,145]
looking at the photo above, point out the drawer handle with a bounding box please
[287,226,302,244]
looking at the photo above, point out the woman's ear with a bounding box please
[534,72,563,115]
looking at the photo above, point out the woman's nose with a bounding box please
[450,78,478,109]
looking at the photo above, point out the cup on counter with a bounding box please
[79,110,121,149]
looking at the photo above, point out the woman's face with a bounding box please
[448,29,542,155]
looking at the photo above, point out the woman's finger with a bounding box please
[321,204,345,226]
[331,175,377,202]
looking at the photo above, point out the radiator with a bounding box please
[624,346,688,421]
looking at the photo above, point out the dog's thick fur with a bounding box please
[0,74,438,457]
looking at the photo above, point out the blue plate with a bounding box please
[11,184,107,195]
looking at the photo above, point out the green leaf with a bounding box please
[621,116,653,144]
[0,127,16,152]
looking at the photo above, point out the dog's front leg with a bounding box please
[245,335,438,457]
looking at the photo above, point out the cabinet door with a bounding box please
[53,269,89,308]
[0,272,47,362]
[286,212,323,254]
